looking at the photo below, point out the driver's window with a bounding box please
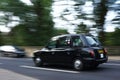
[47,41,56,49]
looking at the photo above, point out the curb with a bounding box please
[108,56,120,61]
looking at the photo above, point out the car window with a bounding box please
[72,36,83,47]
[47,40,57,49]
[85,36,100,46]
[0,46,15,50]
[57,36,70,48]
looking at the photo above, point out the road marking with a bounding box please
[0,57,32,61]
[0,57,14,60]
[104,63,120,66]
[0,63,3,64]
[20,65,80,74]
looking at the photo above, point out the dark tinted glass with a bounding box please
[47,40,56,49]
[57,37,70,48]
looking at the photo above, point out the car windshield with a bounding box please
[85,36,100,46]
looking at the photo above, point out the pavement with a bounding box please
[0,69,38,80]
[108,56,120,61]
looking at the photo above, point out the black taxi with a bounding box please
[33,34,108,70]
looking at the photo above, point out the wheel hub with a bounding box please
[74,60,81,69]
[35,58,41,63]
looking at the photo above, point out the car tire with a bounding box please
[73,58,84,71]
[34,57,43,67]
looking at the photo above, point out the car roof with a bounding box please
[52,33,92,39]
[50,33,96,47]
[51,34,92,41]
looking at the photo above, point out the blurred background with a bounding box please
[0,0,120,56]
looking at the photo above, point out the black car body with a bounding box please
[0,45,26,57]
[33,34,108,70]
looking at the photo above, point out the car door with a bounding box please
[53,36,74,64]
[42,39,57,63]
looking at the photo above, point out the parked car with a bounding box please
[0,45,26,57]
[33,34,108,71]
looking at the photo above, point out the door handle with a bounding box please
[52,52,55,55]
[67,52,70,55]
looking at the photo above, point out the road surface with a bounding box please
[0,57,120,80]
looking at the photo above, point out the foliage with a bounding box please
[0,0,55,46]
[93,0,108,44]
[75,22,89,33]
[27,0,54,45]
[0,0,32,24]
[10,25,69,45]
[0,0,119,46]
[93,0,118,44]
[104,28,120,46]
[53,28,69,36]
[0,32,3,45]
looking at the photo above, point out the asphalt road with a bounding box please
[0,57,120,80]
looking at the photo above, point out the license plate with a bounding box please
[100,54,104,58]
[98,50,104,54]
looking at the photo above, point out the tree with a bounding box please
[29,0,54,45]
[111,0,120,29]
[0,32,3,45]
[0,0,55,45]
[105,28,120,46]
[53,28,69,36]
[75,22,89,33]
[93,0,108,44]
[0,0,32,26]
[52,0,97,34]
[111,28,120,45]
[93,0,117,44]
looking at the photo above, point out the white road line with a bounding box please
[104,63,120,66]
[0,63,3,64]
[0,57,13,60]
[0,57,32,61]
[20,65,80,74]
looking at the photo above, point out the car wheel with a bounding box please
[73,58,84,71]
[34,57,43,67]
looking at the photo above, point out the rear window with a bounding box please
[85,36,100,46]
